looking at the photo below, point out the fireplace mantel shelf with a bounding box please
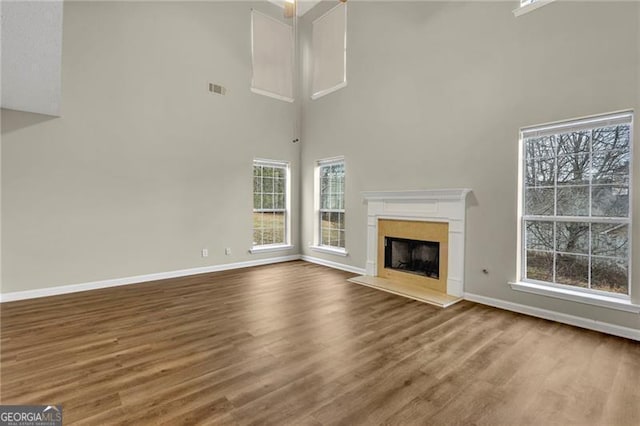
[362,189,471,202]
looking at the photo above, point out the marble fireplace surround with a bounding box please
[361,189,472,298]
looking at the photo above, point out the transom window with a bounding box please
[253,159,289,248]
[317,158,345,250]
[520,111,633,296]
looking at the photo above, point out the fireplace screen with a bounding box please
[384,237,440,279]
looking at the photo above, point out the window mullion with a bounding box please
[552,136,558,284]
[588,129,594,289]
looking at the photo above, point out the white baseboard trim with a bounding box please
[0,255,302,303]
[300,255,366,275]
[464,292,640,342]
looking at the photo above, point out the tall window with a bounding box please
[520,111,633,296]
[317,158,346,250]
[253,159,289,248]
[311,2,347,100]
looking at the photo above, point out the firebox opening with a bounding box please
[384,237,440,279]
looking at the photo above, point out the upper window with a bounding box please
[250,10,294,102]
[316,158,346,251]
[311,2,347,100]
[520,111,633,296]
[253,159,290,248]
[514,0,557,17]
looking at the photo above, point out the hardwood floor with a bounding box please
[1,260,639,425]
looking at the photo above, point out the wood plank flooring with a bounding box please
[1,260,639,425]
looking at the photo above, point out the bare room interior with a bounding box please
[1,0,639,424]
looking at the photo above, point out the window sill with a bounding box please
[249,244,294,254]
[513,0,556,17]
[309,245,348,257]
[509,281,640,314]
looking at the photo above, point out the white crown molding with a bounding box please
[0,255,301,303]
[465,292,640,341]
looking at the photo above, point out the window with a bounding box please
[253,159,290,249]
[250,10,294,102]
[311,2,347,100]
[316,158,346,252]
[513,0,557,17]
[520,111,633,296]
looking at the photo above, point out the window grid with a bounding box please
[521,113,633,296]
[318,159,345,249]
[253,161,288,248]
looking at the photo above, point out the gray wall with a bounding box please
[1,1,299,292]
[299,1,640,329]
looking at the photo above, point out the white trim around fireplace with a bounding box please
[362,189,472,297]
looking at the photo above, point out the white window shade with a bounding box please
[251,10,294,102]
[311,3,347,100]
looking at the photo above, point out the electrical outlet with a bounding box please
[201,248,208,258]
[225,248,232,256]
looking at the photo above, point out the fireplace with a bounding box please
[356,189,471,300]
[384,237,440,279]
[377,219,448,293]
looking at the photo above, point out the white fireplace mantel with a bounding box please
[362,189,471,297]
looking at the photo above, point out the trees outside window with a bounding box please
[317,158,345,250]
[522,112,633,295]
[253,160,289,247]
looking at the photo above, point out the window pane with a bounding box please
[592,186,629,217]
[320,193,329,210]
[525,221,553,251]
[556,222,589,255]
[525,136,555,159]
[525,158,555,187]
[253,176,262,193]
[263,194,273,209]
[556,186,589,216]
[591,257,628,294]
[274,177,285,194]
[592,125,630,152]
[253,229,263,246]
[557,154,589,185]
[525,187,554,215]
[274,194,285,210]
[272,212,285,244]
[591,151,630,186]
[526,251,553,282]
[253,193,262,209]
[556,131,590,157]
[263,177,274,193]
[592,223,628,258]
[273,167,285,180]
[555,253,589,288]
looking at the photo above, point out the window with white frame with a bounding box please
[514,0,557,17]
[520,111,633,296]
[311,2,347,100]
[317,158,345,250]
[253,159,290,248]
